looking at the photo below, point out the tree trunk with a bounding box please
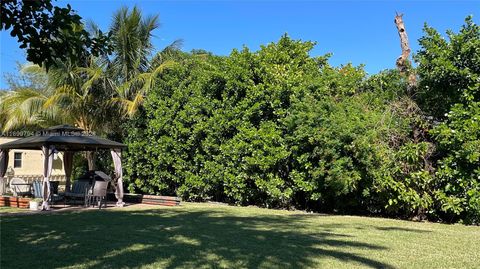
[76,118,96,170]
[394,13,417,89]
[86,151,95,171]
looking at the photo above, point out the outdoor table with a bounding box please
[11,183,32,197]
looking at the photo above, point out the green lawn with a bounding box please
[0,206,28,214]
[1,203,479,269]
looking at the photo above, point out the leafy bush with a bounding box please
[416,16,480,224]
[124,17,480,224]
[124,36,430,215]
[431,103,480,223]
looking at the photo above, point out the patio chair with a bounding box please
[9,177,31,197]
[32,180,42,199]
[50,181,60,194]
[86,180,108,209]
[63,180,90,205]
[32,180,64,205]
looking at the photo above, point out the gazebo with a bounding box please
[0,125,127,210]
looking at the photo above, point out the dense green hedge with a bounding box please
[125,17,479,224]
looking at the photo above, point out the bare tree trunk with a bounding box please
[86,151,95,171]
[394,13,417,89]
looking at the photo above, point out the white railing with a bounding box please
[0,175,67,195]
[7,175,66,183]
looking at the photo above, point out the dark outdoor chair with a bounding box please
[49,181,59,194]
[64,180,90,205]
[32,180,63,204]
[86,181,108,209]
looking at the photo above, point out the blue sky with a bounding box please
[0,0,477,89]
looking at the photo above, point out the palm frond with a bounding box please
[0,88,64,131]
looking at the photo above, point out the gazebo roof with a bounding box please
[0,125,126,151]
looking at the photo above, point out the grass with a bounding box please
[0,206,28,214]
[1,202,479,269]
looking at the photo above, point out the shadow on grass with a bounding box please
[1,208,395,268]
[374,226,430,233]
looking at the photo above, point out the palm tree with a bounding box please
[0,64,67,132]
[0,88,63,131]
[1,6,177,131]
[106,6,178,117]
[110,6,158,82]
[0,5,179,167]
[78,6,179,118]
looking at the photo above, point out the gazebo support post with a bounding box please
[63,151,75,192]
[111,149,124,207]
[42,145,54,210]
[0,149,9,195]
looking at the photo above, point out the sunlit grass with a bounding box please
[1,202,479,268]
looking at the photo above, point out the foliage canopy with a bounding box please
[124,17,480,223]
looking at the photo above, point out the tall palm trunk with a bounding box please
[86,151,96,171]
[76,118,96,170]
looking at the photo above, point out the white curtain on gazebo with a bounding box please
[0,149,9,195]
[111,149,124,207]
[42,145,55,210]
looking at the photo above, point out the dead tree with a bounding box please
[394,13,417,88]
